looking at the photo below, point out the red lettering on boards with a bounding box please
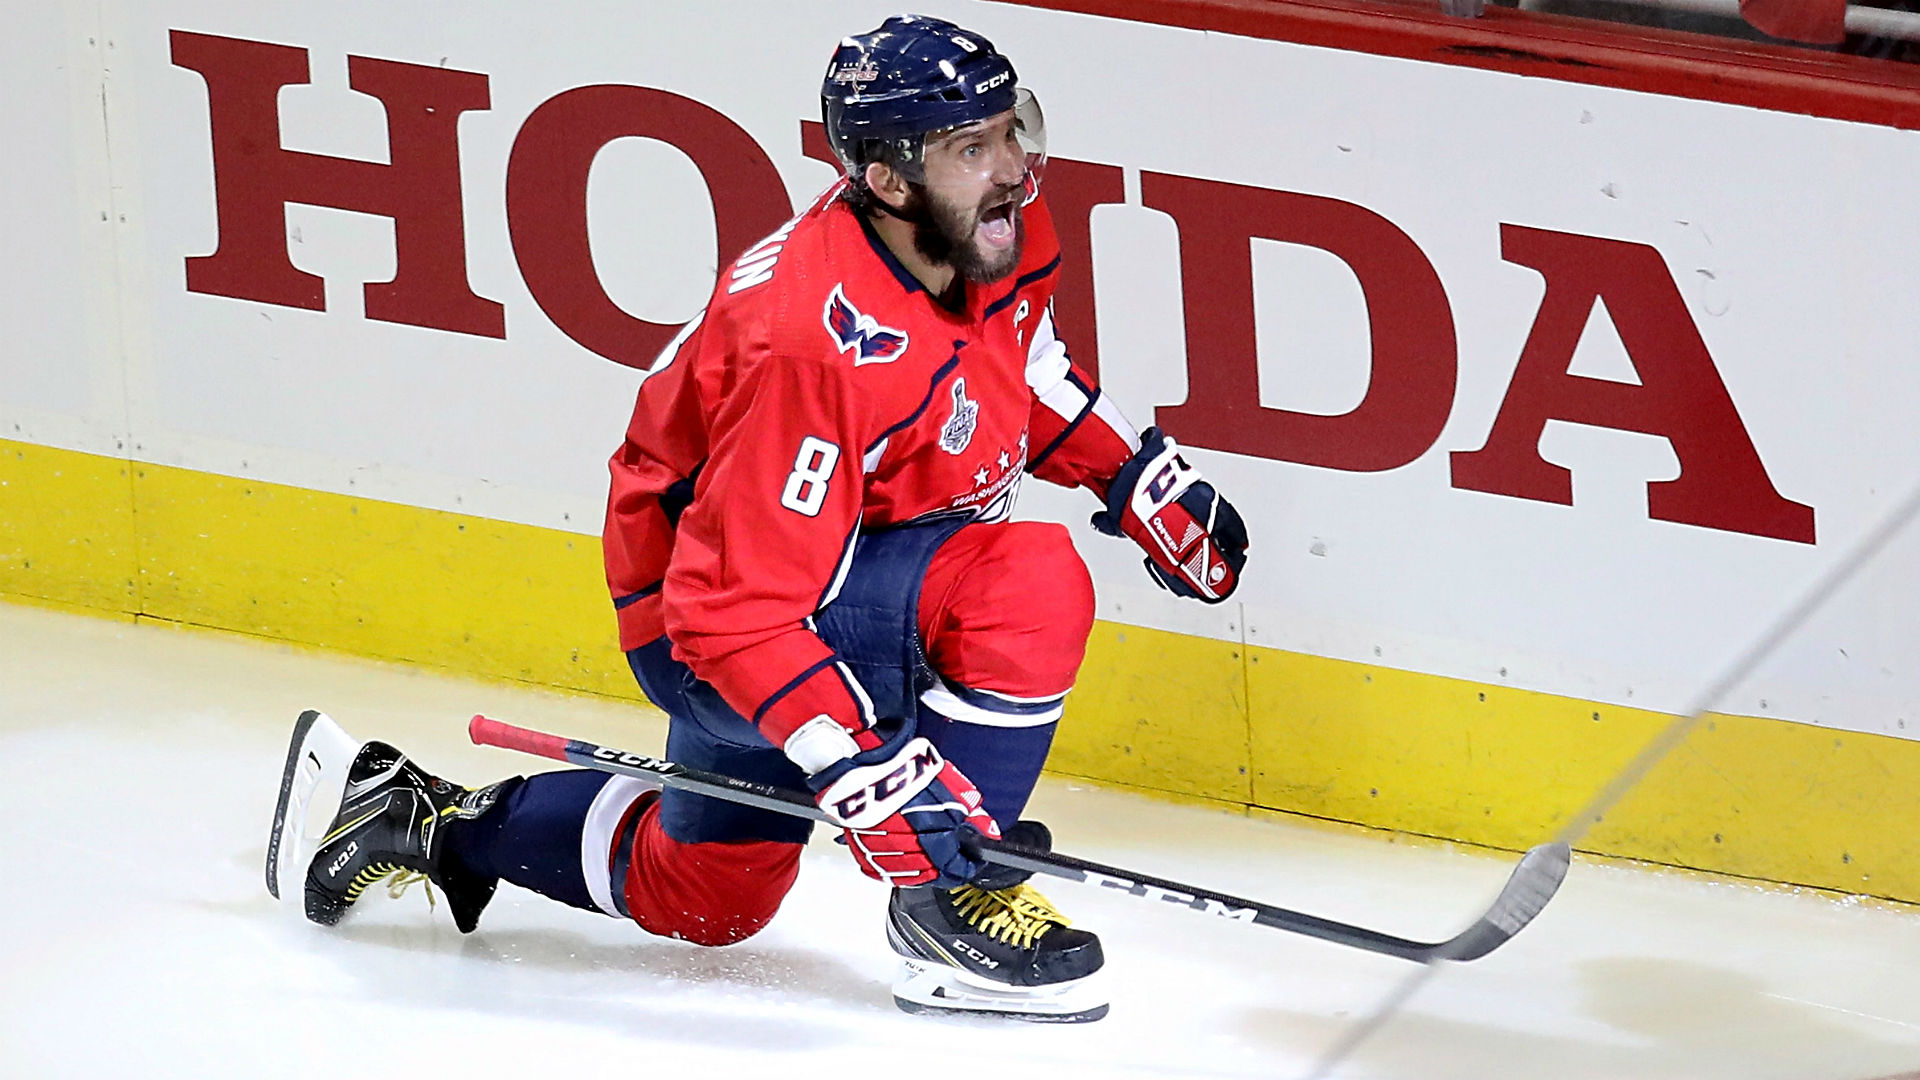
[1144,171,1458,474]
[170,33,1814,543]
[170,31,504,337]
[1450,225,1815,544]
[508,86,790,369]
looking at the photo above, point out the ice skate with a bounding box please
[265,710,508,932]
[886,881,1109,1022]
[266,710,363,902]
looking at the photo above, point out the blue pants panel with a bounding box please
[914,707,1057,825]
[811,514,968,718]
[628,637,814,847]
[629,514,1030,846]
[443,771,605,913]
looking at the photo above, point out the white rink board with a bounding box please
[0,3,125,457]
[8,0,1920,735]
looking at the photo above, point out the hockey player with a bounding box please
[270,15,1248,1022]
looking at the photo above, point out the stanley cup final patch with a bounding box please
[823,284,909,366]
[939,377,979,455]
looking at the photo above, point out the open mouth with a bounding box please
[977,198,1018,248]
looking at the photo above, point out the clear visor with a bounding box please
[890,87,1047,187]
[1013,87,1047,175]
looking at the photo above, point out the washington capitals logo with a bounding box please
[830,60,880,88]
[823,284,910,366]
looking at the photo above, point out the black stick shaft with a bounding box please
[468,714,1557,963]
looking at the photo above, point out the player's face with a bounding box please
[916,111,1028,283]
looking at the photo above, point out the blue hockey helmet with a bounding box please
[821,14,1045,185]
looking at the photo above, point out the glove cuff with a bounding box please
[1092,426,1170,536]
[785,714,862,775]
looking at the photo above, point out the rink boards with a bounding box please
[7,0,1920,900]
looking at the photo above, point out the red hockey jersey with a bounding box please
[603,181,1139,749]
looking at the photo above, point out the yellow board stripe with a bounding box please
[1238,650,1920,897]
[128,458,642,699]
[0,440,139,614]
[7,436,1919,901]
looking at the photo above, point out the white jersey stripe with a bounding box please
[966,684,1070,707]
[921,685,1064,728]
[1023,308,1071,395]
[1093,390,1142,454]
[581,776,655,918]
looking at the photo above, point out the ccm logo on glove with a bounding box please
[803,729,998,888]
[817,740,948,829]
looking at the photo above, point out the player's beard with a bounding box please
[905,182,1025,284]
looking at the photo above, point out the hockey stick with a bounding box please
[469,714,1570,963]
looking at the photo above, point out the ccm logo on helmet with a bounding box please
[832,744,942,819]
[975,71,1010,94]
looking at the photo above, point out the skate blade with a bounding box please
[891,960,1109,1024]
[264,710,362,899]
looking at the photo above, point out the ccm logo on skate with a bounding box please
[951,939,999,969]
[1083,871,1258,922]
[327,841,358,878]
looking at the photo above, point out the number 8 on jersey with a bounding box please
[781,436,841,517]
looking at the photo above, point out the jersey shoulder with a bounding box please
[695,187,852,372]
[707,184,837,320]
[716,188,935,373]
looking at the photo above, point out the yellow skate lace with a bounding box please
[367,798,480,910]
[951,883,1071,949]
[343,864,438,912]
[335,800,469,914]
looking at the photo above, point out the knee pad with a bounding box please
[618,798,803,947]
[919,520,1095,700]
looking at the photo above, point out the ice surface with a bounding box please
[2,601,1917,1079]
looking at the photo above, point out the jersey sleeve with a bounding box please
[660,323,878,754]
[1023,303,1142,493]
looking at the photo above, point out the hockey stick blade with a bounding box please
[469,714,1569,963]
[1428,839,1570,961]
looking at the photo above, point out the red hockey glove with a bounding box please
[1092,427,1248,603]
[806,733,1000,889]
